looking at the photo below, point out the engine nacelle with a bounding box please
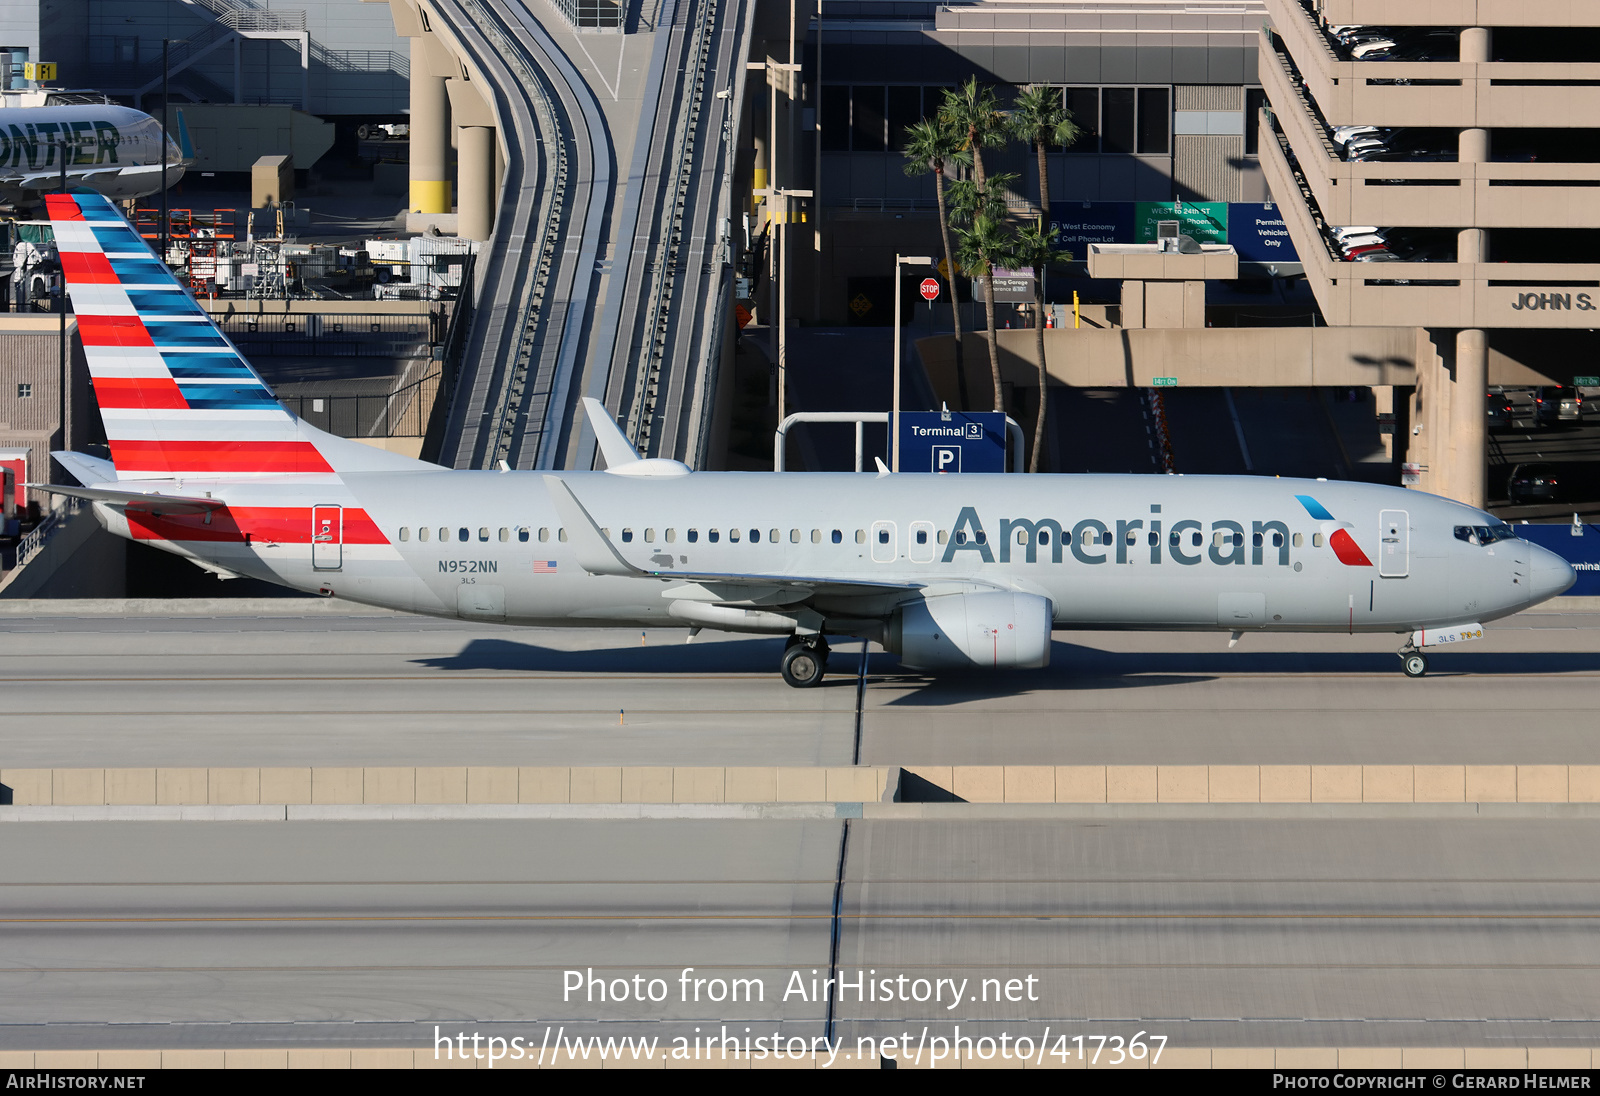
[889,591,1053,670]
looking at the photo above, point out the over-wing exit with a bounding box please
[32,192,1575,687]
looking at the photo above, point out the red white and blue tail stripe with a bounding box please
[46,191,334,480]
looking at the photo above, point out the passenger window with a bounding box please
[458,528,469,542]
[976,531,987,544]
[419,527,430,543]
[1039,530,1050,544]
[956,531,967,545]
[622,528,634,543]
[1272,532,1284,548]
[1312,533,1324,547]
[1292,532,1303,548]
[399,527,410,542]
[1168,531,1179,546]
[883,530,894,545]
[916,529,928,545]
[499,528,509,542]
[1192,532,1202,547]
[708,529,719,542]
[1016,529,1027,545]
[479,528,489,542]
[1126,532,1137,545]
[601,528,610,538]
[812,529,821,544]
[439,528,448,542]
[666,529,677,543]
[938,530,949,545]
[1213,532,1224,547]
[645,528,655,542]
[1147,532,1157,546]
[538,527,549,542]
[832,529,843,544]
[559,528,568,542]
[1252,533,1263,548]
[688,529,699,543]
[752,529,762,543]
[855,529,865,544]
[770,529,780,543]
[790,529,799,543]
[518,528,529,543]
[1234,533,1243,547]
[729,528,740,542]
[1101,532,1113,546]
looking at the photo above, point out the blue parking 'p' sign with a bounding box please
[899,411,1007,473]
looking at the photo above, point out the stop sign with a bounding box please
[919,278,941,301]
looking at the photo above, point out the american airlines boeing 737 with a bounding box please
[32,192,1577,686]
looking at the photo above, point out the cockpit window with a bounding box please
[1454,523,1518,546]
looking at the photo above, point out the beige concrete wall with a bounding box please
[0,767,891,806]
[11,765,1600,806]
[0,1044,1591,1069]
[1318,0,1600,26]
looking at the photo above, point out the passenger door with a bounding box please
[1378,509,1408,578]
[311,505,342,571]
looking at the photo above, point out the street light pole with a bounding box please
[755,185,812,435]
[892,254,933,472]
[160,38,169,265]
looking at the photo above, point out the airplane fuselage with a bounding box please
[100,469,1559,635]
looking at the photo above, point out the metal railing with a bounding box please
[14,498,81,571]
[546,0,624,29]
[281,370,440,440]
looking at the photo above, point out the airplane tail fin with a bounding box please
[44,190,430,481]
[174,109,195,162]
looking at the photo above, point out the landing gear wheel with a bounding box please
[1401,652,1429,678]
[356,124,372,140]
[781,642,828,688]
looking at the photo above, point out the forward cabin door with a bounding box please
[1378,509,1408,578]
[312,505,343,571]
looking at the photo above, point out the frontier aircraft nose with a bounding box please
[1528,544,1577,605]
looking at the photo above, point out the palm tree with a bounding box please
[939,78,1007,193]
[950,176,1018,414]
[1008,84,1081,219]
[1010,222,1071,471]
[901,118,972,408]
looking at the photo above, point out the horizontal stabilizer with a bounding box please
[51,450,117,488]
[26,482,226,514]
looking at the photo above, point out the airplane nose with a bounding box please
[1529,545,1577,604]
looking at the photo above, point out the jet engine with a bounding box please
[887,591,1053,670]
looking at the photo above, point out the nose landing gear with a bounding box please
[781,635,830,688]
[1400,650,1429,678]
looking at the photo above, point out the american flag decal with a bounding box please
[532,560,558,573]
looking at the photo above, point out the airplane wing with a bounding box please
[15,165,163,192]
[542,475,928,601]
[25,482,226,515]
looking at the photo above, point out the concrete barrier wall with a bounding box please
[0,1045,1591,1070]
[0,766,890,807]
[7,764,1600,806]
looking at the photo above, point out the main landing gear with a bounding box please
[1399,650,1430,678]
[781,635,830,688]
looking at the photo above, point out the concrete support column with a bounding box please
[1460,26,1492,63]
[1374,385,1394,461]
[410,69,452,215]
[457,126,495,241]
[1449,328,1489,508]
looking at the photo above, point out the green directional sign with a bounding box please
[1152,377,1178,387]
[1574,375,1599,386]
[1134,202,1228,244]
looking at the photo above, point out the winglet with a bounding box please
[874,457,891,478]
[582,398,641,470]
[541,475,641,578]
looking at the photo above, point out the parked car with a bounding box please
[1508,462,1563,504]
